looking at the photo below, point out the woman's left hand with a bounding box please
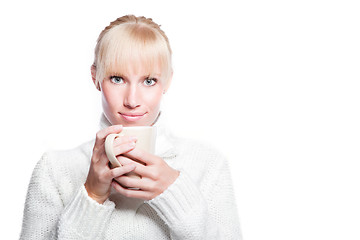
[112,148,180,200]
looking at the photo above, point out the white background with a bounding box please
[1,0,359,239]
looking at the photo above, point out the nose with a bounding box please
[123,85,140,109]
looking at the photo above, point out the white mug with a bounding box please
[105,126,157,178]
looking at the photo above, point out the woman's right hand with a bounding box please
[84,125,137,204]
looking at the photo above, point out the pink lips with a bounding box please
[120,112,146,122]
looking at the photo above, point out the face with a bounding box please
[94,63,167,127]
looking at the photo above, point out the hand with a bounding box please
[112,147,180,200]
[84,125,138,204]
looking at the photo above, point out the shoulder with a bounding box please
[25,140,95,207]
[174,136,227,161]
[156,124,228,166]
[171,135,229,176]
[33,139,94,189]
[42,139,94,167]
[45,139,94,160]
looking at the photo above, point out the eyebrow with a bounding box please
[109,73,161,78]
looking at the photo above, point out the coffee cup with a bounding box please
[105,126,157,178]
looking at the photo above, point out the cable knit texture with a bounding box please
[20,115,242,239]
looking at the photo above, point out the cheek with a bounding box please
[143,89,163,109]
[102,86,122,110]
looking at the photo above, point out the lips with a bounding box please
[120,112,146,122]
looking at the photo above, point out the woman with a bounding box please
[20,15,242,239]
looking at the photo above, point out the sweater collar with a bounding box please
[99,113,177,158]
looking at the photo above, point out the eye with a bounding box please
[110,76,124,84]
[144,78,157,86]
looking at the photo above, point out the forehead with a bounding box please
[97,23,171,82]
[106,56,163,77]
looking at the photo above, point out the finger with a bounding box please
[117,155,146,166]
[101,142,136,166]
[123,147,158,165]
[111,181,153,200]
[117,155,136,166]
[130,164,159,180]
[116,175,155,191]
[116,156,156,179]
[108,163,136,179]
[113,141,136,156]
[115,175,141,189]
[113,135,137,148]
[94,125,123,149]
[93,125,123,160]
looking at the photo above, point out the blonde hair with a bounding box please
[92,15,172,88]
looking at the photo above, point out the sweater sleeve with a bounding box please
[20,153,115,240]
[146,157,242,240]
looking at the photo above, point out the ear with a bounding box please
[163,71,173,94]
[91,65,101,91]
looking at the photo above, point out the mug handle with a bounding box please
[104,133,122,168]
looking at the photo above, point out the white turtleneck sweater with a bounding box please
[20,115,242,239]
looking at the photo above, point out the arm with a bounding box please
[20,125,138,239]
[20,153,116,240]
[146,160,242,240]
[112,147,242,239]
[20,153,63,239]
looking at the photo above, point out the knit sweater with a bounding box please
[20,115,242,239]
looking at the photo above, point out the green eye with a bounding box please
[110,76,124,84]
[144,78,157,86]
